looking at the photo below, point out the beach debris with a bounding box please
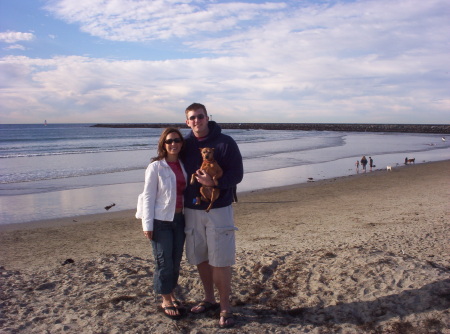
[62,258,75,266]
[35,282,56,290]
[307,177,314,182]
[104,203,116,210]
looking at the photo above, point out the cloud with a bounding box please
[4,44,27,51]
[0,0,449,123]
[44,0,286,41]
[0,31,35,43]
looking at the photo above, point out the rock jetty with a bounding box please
[91,123,450,134]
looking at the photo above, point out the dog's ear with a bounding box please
[199,148,203,152]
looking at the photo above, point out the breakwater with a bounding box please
[91,123,450,134]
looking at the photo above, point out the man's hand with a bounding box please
[143,231,153,240]
[195,169,215,186]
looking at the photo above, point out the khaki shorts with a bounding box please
[184,206,237,267]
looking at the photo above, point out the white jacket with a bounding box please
[136,159,187,231]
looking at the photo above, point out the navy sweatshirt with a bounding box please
[181,121,243,210]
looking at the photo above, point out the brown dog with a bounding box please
[190,147,223,212]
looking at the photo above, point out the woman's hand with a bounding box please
[143,231,153,240]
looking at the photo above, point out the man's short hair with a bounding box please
[185,103,208,117]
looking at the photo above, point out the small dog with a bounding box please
[190,147,223,212]
[386,166,392,171]
[407,158,415,164]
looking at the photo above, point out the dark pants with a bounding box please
[151,213,185,295]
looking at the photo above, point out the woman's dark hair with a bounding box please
[151,127,185,162]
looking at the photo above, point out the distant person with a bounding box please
[369,157,374,170]
[361,156,368,171]
[137,127,187,320]
[405,157,408,165]
[181,102,243,328]
[355,160,360,172]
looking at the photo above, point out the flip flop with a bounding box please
[172,300,187,314]
[190,301,219,314]
[160,305,183,320]
[172,300,184,309]
[219,311,235,328]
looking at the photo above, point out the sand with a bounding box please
[0,161,449,333]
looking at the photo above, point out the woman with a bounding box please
[139,127,187,320]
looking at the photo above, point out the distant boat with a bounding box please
[44,120,47,126]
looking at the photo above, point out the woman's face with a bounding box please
[164,132,183,158]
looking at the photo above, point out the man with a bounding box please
[181,103,243,328]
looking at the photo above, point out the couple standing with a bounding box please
[138,103,243,328]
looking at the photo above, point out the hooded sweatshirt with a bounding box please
[182,121,243,210]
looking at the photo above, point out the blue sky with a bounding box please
[0,0,449,124]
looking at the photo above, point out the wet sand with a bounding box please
[1,161,449,333]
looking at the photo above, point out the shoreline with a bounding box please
[0,160,427,232]
[1,160,449,333]
[2,150,449,225]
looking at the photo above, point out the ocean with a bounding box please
[1,123,449,225]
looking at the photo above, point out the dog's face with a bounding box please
[200,147,215,161]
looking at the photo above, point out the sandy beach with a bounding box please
[1,161,449,333]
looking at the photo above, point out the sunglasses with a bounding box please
[188,114,205,121]
[164,138,182,145]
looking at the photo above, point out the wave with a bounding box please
[0,145,153,159]
[0,165,145,185]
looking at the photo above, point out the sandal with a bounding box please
[219,311,235,328]
[190,301,219,314]
[172,300,187,312]
[160,305,183,320]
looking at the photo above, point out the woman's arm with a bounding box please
[142,162,159,234]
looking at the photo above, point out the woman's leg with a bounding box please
[171,213,186,293]
[152,220,181,316]
[151,220,175,296]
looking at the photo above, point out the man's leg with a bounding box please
[197,261,215,302]
[191,261,217,312]
[214,265,234,327]
[213,266,231,312]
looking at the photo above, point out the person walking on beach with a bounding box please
[137,128,187,320]
[361,155,368,172]
[181,103,243,328]
[355,160,360,172]
[369,157,374,171]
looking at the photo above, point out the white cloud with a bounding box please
[44,0,286,41]
[0,31,35,43]
[4,44,27,50]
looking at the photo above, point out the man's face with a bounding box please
[186,108,209,137]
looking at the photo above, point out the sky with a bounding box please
[0,0,449,124]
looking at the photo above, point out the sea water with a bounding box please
[0,124,449,225]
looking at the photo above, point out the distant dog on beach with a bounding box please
[386,166,392,171]
[407,158,415,164]
[190,147,223,212]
